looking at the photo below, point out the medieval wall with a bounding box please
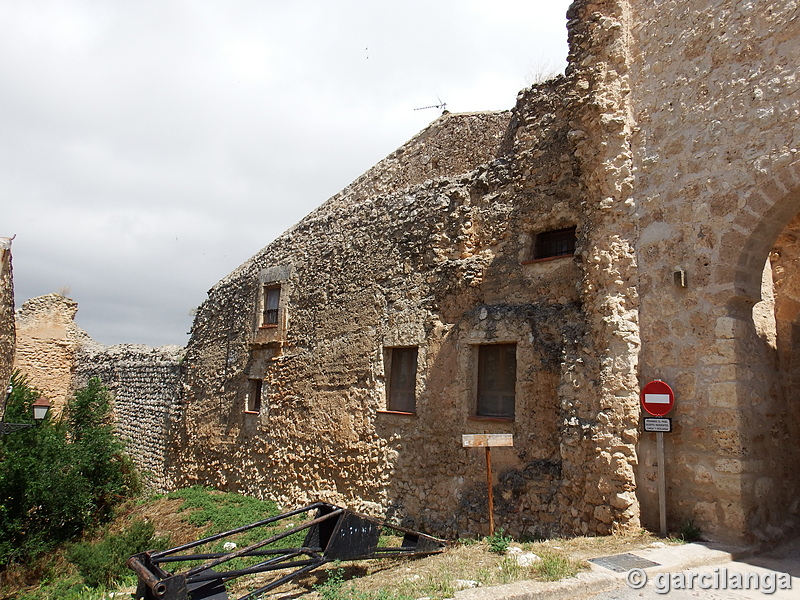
[626,0,800,541]
[0,237,14,401]
[560,0,643,536]
[73,342,183,491]
[13,293,92,414]
[13,293,182,491]
[14,1,799,544]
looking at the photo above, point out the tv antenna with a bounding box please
[414,97,448,113]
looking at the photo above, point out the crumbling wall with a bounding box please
[0,237,14,400]
[13,293,92,414]
[74,343,183,491]
[554,0,642,535]
[13,292,182,491]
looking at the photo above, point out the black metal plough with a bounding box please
[127,502,448,600]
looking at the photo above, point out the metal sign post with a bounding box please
[641,380,675,538]
[462,433,513,536]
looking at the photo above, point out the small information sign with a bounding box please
[643,417,672,433]
[462,433,513,536]
[461,433,514,448]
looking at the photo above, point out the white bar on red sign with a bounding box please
[645,393,671,404]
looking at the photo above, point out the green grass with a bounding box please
[17,573,138,600]
[164,486,310,578]
[486,528,512,554]
[314,565,415,600]
[531,551,581,581]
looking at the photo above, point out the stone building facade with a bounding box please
[10,0,800,544]
[166,0,800,543]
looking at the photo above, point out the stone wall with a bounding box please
[13,294,92,414]
[561,0,642,535]
[12,0,800,544]
[73,343,183,491]
[170,67,644,538]
[169,0,800,544]
[626,0,800,541]
[0,237,14,402]
[13,293,182,491]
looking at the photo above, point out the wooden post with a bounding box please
[461,433,512,537]
[485,446,495,536]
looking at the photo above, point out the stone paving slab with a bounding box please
[455,542,749,600]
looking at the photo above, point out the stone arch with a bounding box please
[727,158,800,306]
[716,157,800,541]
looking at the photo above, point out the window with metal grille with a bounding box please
[476,343,516,418]
[534,226,576,259]
[262,285,280,326]
[387,347,418,413]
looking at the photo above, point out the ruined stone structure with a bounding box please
[13,294,182,490]
[11,0,800,544]
[14,294,94,414]
[0,237,15,402]
[172,104,604,539]
[72,342,183,490]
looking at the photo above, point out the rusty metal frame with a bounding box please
[128,502,447,600]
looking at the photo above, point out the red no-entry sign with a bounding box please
[641,380,675,417]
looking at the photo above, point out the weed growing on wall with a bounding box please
[0,373,140,566]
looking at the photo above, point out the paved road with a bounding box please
[580,538,800,600]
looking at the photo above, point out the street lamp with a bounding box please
[0,386,51,435]
[32,396,51,421]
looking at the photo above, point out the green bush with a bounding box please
[69,519,169,588]
[486,528,512,554]
[0,373,140,566]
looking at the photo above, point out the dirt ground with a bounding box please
[117,498,678,600]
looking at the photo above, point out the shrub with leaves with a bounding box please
[0,373,140,566]
[486,528,512,554]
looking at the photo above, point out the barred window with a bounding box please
[534,227,576,259]
[476,343,516,418]
[262,285,281,326]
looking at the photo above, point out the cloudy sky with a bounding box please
[3,0,573,347]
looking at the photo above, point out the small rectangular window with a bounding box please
[262,286,281,326]
[247,379,263,413]
[387,347,418,413]
[534,227,576,259]
[477,343,516,418]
